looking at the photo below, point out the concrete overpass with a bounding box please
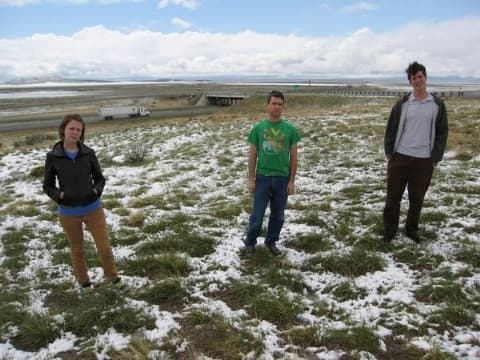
[205,94,248,106]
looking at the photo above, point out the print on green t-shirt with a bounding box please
[248,119,301,177]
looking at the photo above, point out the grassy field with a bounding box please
[0,94,479,359]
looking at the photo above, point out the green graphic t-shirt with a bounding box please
[248,119,301,176]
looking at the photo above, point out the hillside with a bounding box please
[1,95,479,359]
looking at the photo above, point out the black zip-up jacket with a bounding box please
[384,92,448,164]
[43,141,105,206]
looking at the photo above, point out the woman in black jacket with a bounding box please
[43,114,122,291]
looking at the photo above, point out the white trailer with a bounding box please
[99,106,150,120]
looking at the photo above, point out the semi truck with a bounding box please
[99,106,150,120]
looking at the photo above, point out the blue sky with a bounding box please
[1,0,478,38]
[0,0,479,80]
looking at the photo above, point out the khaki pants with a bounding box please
[60,207,118,283]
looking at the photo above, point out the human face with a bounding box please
[267,96,284,121]
[63,120,83,145]
[409,71,427,94]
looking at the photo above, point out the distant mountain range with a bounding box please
[2,75,479,86]
[2,76,113,85]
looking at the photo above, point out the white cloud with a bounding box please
[1,17,479,80]
[171,17,192,29]
[342,1,378,12]
[157,0,199,10]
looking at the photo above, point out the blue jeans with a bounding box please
[245,175,289,246]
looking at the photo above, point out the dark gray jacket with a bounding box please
[43,141,105,206]
[384,93,448,164]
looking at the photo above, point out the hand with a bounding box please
[248,179,255,193]
[287,181,295,195]
[59,192,64,200]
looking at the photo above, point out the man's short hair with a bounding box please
[406,61,427,81]
[267,90,285,104]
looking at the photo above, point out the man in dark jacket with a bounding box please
[383,61,448,243]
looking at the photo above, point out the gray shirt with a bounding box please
[397,93,434,158]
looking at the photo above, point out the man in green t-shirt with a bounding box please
[244,90,301,255]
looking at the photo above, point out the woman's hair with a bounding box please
[58,114,85,142]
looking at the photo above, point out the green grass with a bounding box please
[0,287,29,336]
[29,165,44,178]
[136,277,189,311]
[259,265,307,293]
[324,281,368,301]
[284,232,332,253]
[250,291,305,329]
[170,309,264,359]
[108,337,161,360]
[215,280,305,329]
[428,304,477,333]
[455,244,480,267]
[130,195,166,208]
[137,230,216,258]
[119,254,190,279]
[51,248,71,265]
[13,133,57,147]
[311,300,348,321]
[415,279,468,305]
[306,247,386,277]
[421,210,448,224]
[109,228,144,247]
[1,96,480,358]
[210,201,244,220]
[142,211,190,233]
[382,338,456,360]
[7,200,41,217]
[1,226,32,274]
[318,326,381,354]
[394,247,445,271]
[292,210,328,227]
[10,313,61,352]
[339,184,365,202]
[61,287,156,337]
[241,245,287,270]
[286,326,319,349]
[102,198,123,209]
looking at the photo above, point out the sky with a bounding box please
[0,0,479,81]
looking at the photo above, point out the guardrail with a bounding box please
[285,88,465,97]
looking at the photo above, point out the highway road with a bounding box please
[0,106,219,132]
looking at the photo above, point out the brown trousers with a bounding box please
[383,153,434,237]
[60,207,118,283]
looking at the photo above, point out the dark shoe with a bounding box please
[111,277,128,291]
[405,232,422,243]
[79,280,96,293]
[266,244,282,256]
